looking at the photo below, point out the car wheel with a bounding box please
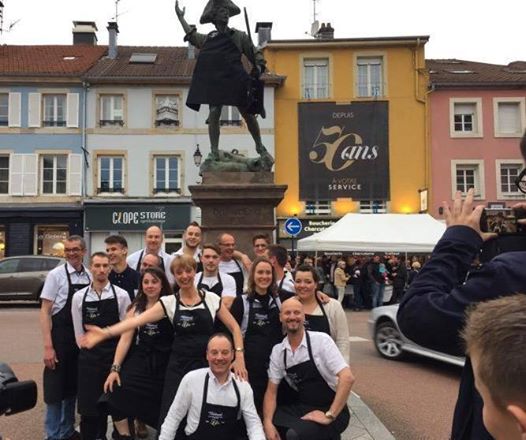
[374,321,404,360]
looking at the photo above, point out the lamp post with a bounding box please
[193,144,202,167]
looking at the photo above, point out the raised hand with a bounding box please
[175,0,185,19]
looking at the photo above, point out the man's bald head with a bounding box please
[145,226,163,253]
[280,297,305,334]
[217,233,236,259]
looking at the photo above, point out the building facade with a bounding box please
[428,59,526,218]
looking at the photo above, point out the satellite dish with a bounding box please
[310,20,319,37]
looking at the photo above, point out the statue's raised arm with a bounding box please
[175,0,193,35]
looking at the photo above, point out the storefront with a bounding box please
[0,204,83,257]
[84,200,193,255]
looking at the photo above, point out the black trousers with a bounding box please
[80,415,107,440]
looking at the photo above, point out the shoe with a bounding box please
[135,419,148,439]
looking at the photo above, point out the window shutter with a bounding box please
[8,93,21,127]
[68,153,82,196]
[67,93,79,128]
[498,103,520,134]
[22,154,38,195]
[28,93,41,127]
[9,154,24,195]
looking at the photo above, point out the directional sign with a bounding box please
[284,217,303,237]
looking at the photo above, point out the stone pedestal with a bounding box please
[189,172,287,255]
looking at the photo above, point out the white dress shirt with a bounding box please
[194,272,237,298]
[40,262,91,316]
[159,368,265,440]
[268,331,348,391]
[71,282,131,344]
[127,248,175,286]
[277,270,296,294]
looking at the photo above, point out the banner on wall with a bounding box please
[298,101,390,201]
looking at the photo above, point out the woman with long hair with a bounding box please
[230,256,283,411]
[80,254,247,432]
[98,267,173,439]
[294,264,350,360]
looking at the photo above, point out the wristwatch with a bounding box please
[324,410,335,421]
[235,347,244,353]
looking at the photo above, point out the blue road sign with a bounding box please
[284,217,303,237]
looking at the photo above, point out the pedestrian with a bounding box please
[40,235,90,440]
[159,333,265,440]
[333,260,350,304]
[387,255,407,304]
[99,268,174,439]
[294,265,350,360]
[262,297,355,440]
[105,235,140,302]
[367,255,385,308]
[230,257,283,411]
[406,261,420,286]
[71,252,131,440]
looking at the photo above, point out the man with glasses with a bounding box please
[397,130,526,440]
[40,235,90,440]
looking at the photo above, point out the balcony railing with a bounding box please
[100,119,124,127]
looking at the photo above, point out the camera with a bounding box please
[480,208,526,262]
[0,362,37,417]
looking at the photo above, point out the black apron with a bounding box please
[274,332,350,437]
[77,284,120,416]
[135,249,165,273]
[244,294,281,411]
[278,273,295,302]
[304,297,331,336]
[159,291,216,427]
[225,259,244,296]
[187,30,250,111]
[198,272,224,297]
[43,264,90,404]
[100,315,174,428]
[187,373,242,440]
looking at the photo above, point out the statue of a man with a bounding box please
[175,0,273,167]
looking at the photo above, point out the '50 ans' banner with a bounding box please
[298,102,390,201]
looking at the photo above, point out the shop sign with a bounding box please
[278,218,338,240]
[298,102,390,201]
[85,204,191,231]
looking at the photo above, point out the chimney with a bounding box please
[107,22,119,60]
[316,22,335,40]
[187,25,196,60]
[72,21,98,45]
[255,22,273,47]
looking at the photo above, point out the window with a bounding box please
[98,156,124,193]
[0,226,5,259]
[0,258,18,273]
[450,99,483,137]
[34,225,69,256]
[494,99,525,137]
[0,94,8,126]
[43,94,66,127]
[220,106,241,126]
[357,57,383,97]
[100,95,124,127]
[359,200,387,213]
[154,156,180,193]
[0,156,8,194]
[451,160,485,199]
[41,155,67,194]
[305,200,331,216]
[155,95,179,127]
[303,58,329,99]
[497,161,525,198]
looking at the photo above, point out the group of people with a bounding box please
[40,223,353,440]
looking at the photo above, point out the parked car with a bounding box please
[0,256,64,302]
[368,304,465,367]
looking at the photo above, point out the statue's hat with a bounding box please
[200,0,241,24]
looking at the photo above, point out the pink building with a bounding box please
[428,59,526,218]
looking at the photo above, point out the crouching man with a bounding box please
[263,297,355,440]
[159,332,265,440]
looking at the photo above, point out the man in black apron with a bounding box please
[173,222,204,273]
[40,235,90,440]
[196,244,237,309]
[105,235,139,302]
[218,233,246,296]
[263,298,355,440]
[159,333,265,440]
[71,252,131,440]
[174,0,273,168]
[268,245,296,301]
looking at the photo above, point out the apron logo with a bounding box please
[178,315,195,329]
[86,306,99,320]
[143,323,160,337]
[206,410,225,427]
[253,312,269,327]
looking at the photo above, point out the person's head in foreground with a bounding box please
[462,294,526,440]
[206,333,235,378]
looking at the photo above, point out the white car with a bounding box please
[368,304,465,367]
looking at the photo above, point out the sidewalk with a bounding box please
[343,391,395,440]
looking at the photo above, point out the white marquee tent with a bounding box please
[297,213,446,253]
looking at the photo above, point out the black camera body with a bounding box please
[0,362,37,417]
[480,208,526,262]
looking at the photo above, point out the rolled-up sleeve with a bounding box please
[267,345,285,385]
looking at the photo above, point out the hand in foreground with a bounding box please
[104,371,121,393]
[513,202,526,225]
[79,325,107,349]
[263,422,281,440]
[43,346,58,370]
[230,357,248,382]
[301,409,332,425]
[443,189,496,242]
[175,0,185,18]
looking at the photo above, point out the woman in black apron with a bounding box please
[98,268,174,438]
[294,265,350,360]
[230,257,283,412]
[79,255,247,435]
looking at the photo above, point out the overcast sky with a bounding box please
[1,0,524,65]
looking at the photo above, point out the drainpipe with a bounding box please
[81,81,90,197]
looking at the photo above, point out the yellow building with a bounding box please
[260,24,429,241]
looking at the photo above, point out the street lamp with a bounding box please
[193,144,202,167]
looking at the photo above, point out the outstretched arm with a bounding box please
[175,0,192,34]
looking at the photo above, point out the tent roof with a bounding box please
[297,213,446,253]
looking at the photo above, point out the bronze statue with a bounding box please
[175,0,274,172]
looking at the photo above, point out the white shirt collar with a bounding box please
[66,261,86,275]
[208,368,234,388]
[283,331,307,353]
[89,281,112,294]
